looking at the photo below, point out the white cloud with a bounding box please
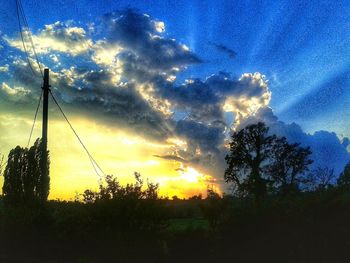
[0,64,9,72]
[223,72,271,125]
[50,54,59,63]
[5,21,93,56]
[0,82,31,101]
[91,40,123,66]
[154,21,165,33]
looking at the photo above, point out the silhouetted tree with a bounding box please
[201,187,225,231]
[338,162,350,189]
[83,173,160,203]
[309,167,335,191]
[188,194,202,200]
[172,195,180,201]
[225,122,276,199]
[3,146,26,203]
[82,189,98,204]
[2,138,50,203]
[145,179,160,200]
[269,137,313,195]
[82,173,165,234]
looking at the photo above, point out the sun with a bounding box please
[181,167,202,183]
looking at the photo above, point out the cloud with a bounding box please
[63,82,175,141]
[239,107,350,175]
[2,8,347,190]
[209,42,237,59]
[153,154,189,163]
[156,72,271,126]
[0,82,31,99]
[0,58,45,118]
[175,119,225,154]
[0,10,273,186]
[6,21,93,56]
[102,9,202,74]
[91,40,123,67]
[0,64,9,72]
[342,138,350,148]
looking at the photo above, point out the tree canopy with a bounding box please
[338,162,350,188]
[3,138,50,203]
[225,122,313,198]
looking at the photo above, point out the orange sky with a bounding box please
[0,114,220,200]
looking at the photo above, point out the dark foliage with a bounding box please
[225,122,276,199]
[0,123,350,262]
[338,162,350,189]
[79,173,168,238]
[269,137,313,195]
[309,166,336,191]
[225,122,313,198]
[0,187,350,262]
[3,138,50,204]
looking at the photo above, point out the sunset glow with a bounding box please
[0,1,349,200]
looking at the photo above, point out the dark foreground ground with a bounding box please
[1,191,350,263]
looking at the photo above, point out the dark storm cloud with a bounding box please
[153,155,189,163]
[209,42,237,59]
[163,118,228,181]
[175,119,225,154]
[156,77,224,123]
[0,58,44,115]
[2,59,174,140]
[103,9,202,72]
[51,69,175,140]
[72,84,173,140]
[12,60,42,95]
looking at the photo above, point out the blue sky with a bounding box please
[2,0,349,134]
[0,0,349,198]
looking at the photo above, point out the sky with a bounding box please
[0,0,349,199]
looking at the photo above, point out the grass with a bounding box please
[167,218,209,232]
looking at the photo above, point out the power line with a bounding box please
[27,90,43,148]
[1,91,43,171]
[15,0,43,78]
[50,90,105,179]
[13,0,105,184]
[15,0,37,77]
[17,0,43,77]
[49,90,106,179]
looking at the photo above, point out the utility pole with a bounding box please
[41,68,50,196]
[42,68,49,153]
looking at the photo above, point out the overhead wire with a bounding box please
[27,90,43,148]
[17,0,43,77]
[2,90,42,172]
[49,90,106,180]
[13,0,106,182]
[15,0,44,150]
[15,0,37,77]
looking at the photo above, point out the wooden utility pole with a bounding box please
[42,68,49,185]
